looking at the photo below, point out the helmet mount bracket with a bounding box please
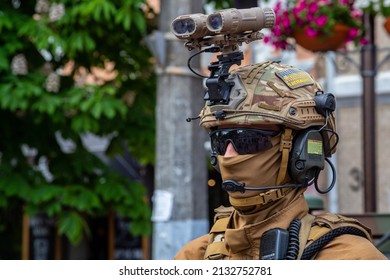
[204,50,243,106]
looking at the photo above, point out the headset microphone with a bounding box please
[221,179,308,193]
[221,180,246,193]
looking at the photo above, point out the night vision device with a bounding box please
[171,7,275,51]
[171,7,276,106]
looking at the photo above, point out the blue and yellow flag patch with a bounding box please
[275,68,314,89]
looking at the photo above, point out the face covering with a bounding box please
[218,135,282,200]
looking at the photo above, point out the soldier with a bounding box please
[174,60,388,260]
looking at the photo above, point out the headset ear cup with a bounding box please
[210,153,220,173]
[288,129,325,184]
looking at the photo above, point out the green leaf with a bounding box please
[133,10,146,33]
[71,114,100,132]
[0,49,9,70]
[28,185,64,204]
[91,101,103,118]
[58,211,89,245]
[101,100,116,119]
[0,13,13,32]
[62,185,101,213]
[45,203,62,217]
[95,181,126,203]
[0,175,30,198]
[0,84,13,109]
[32,95,63,114]
[99,0,117,21]
[115,6,132,30]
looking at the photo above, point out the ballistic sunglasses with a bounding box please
[210,128,280,155]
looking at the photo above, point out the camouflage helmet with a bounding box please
[199,60,337,156]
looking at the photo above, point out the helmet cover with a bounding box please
[199,61,336,155]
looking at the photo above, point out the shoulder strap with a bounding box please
[204,206,233,260]
[301,213,372,260]
[297,213,315,260]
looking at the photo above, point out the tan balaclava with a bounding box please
[218,135,281,193]
[217,133,294,210]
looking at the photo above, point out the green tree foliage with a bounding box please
[0,0,156,246]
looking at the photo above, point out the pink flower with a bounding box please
[352,10,362,18]
[348,28,359,37]
[274,40,288,50]
[282,17,291,28]
[295,0,306,12]
[308,2,319,14]
[305,26,319,37]
[273,26,282,36]
[315,15,328,27]
[292,7,301,17]
[339,0,350,4]
[274,1,282,13]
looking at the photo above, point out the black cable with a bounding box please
[187,49,208,78]
[187,46,221,78]
[285,219,301,260]
[322,127,339,155]
[301,226,368,260]
[314,157,336,194]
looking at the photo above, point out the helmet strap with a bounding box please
[276,128,293,185]
[229,188,292,208]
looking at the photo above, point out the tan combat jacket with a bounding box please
[175,191,387,260]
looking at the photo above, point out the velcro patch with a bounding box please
[275,68,314,89]
[308,139,323,155]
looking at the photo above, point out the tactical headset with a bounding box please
[288,93,337,187]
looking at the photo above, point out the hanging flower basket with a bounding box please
[265,0,364,52]
[293,24,350,52]
[384,17,390,35]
